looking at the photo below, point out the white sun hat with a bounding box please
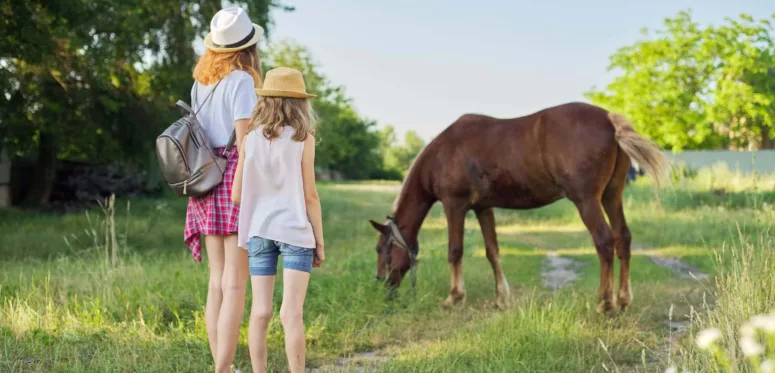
[204,7,264,53]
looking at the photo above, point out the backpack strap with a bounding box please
[193,78,224,116]
[176,100,194,115]
[193,77,237,155]
[226,130,237,151]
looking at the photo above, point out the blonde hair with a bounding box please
[249,97,316,142]
[192,45,263,87]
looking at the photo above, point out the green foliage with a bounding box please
[0,0,281,159]
[378,125,426,177]
[0,1,284,203]
[586,10,775,151]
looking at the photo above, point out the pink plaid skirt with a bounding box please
[184,147,239,262]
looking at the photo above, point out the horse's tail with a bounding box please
[608,112,670,188]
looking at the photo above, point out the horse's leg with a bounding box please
[603,194,632,310]
[475,208,510,309]
[442,202,467,308]
[602,145,633,311]
[603,186,632,311]
[574,198,616,313]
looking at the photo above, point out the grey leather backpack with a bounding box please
[156,79,236,197]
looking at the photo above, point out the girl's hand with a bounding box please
[313,244,325,268]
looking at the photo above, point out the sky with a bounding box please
[268,0,773,142]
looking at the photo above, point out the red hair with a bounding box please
[193,45,262,87]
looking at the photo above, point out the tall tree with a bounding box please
[586,10,775,151]
[0,0,288,205]
[378,125,426,177]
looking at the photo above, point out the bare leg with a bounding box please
[603,193,633,310]
[475,208,510,309]
[280,269,311,373]
[214,234,249,373]
[248,275,275,373]
[204,235,226,362]
[442,203,466,307]
[574,199,616,313]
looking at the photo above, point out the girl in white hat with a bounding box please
[232,67,325,373]
[183,7,263,373]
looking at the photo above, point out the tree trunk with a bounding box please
[23,132,57,206]
[762,125,775,150]
[0,146,10,208]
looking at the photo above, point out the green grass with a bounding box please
[666,228,775,373]
[1,171,773,372]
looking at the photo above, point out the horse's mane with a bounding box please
[391,146,427,214]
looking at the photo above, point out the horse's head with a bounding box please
[369,217,417,288]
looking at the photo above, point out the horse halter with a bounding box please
[376,215,419,291]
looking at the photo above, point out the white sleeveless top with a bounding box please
[237,126,316,249]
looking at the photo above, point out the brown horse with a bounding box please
[369,102,668,312]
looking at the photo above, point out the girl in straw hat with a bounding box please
[184,6,263,373]
[232,67,325,373]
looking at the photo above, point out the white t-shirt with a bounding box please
[191,70,258,147]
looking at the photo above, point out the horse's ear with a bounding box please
[369,220,389,235]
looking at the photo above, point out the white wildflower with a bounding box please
[740,335,765,357]
[741,322,757,337]
[665,366,677,373]
[696,328,722,350]
[751,315,775,333]
[762,360,775,373]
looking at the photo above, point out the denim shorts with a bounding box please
[247,237,314,276]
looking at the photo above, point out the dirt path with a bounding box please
[632,243,709,363]
[309,351,389,373]
[649,257,709,280]
[542,252,582,290]
[634,244,709,280]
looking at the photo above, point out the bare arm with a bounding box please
[234,118,250,153]
[231,137,247,206]
[230,118,250,205]
[301,135,325,267]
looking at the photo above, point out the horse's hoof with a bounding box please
[617,297,631,311]
[495,294,510,310]
[617,289,632,311]
[495,285,510,310]
[596,300,616,313]
[440,294,465,309]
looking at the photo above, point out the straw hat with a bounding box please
[204,7,263,53]
[257,67,316,99]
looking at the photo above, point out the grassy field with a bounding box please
[1,168,774,372]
